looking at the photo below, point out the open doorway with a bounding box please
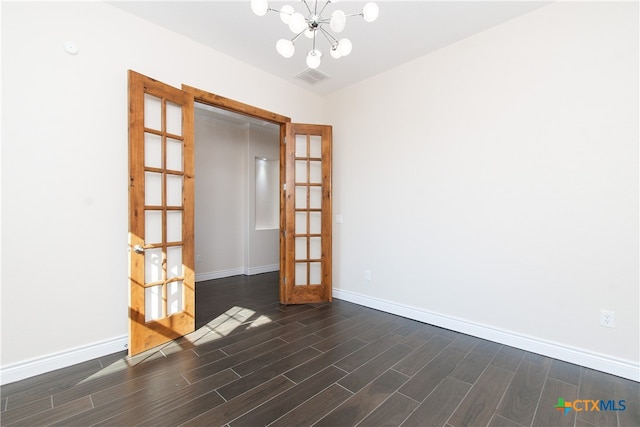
[193,103,281,328]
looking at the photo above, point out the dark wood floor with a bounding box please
[1,272,638,426]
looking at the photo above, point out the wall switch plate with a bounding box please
[364,270,371,281]
[336,214,343,224]
[600,309,615,328]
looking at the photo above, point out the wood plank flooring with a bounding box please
[1,272,638,426]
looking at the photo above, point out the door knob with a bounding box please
[133,245,145,254]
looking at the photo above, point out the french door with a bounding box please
[282,123,332,304]
[128,71,195,356]
[128,71,332,356]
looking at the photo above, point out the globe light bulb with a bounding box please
[279,4,294,24]
[330,10,346,33]
[339,38,352,56]
[362,2,379,22]
[289,12,307,33]
[276,39,295,58]
[251,0,269,16]
[306,50,322,69]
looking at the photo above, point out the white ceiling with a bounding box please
[108,1,551,95]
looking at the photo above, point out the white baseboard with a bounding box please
[0,335,128,386]
[196,264,279,282]
[333,288,640,382]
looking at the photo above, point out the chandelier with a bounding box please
[250,0,379,69]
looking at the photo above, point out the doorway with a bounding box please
[193,103,281,327]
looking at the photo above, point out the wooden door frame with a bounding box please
[181,85,291,303]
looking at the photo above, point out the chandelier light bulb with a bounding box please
[251,0,269,16]
[306,49,322,69]
[276,39,295,58]
[362,2,379,22]
[339,38,352,56]
[279,5,294,24]
[304,28,315,38]
[289,12,307,33]
[330,10,346,33]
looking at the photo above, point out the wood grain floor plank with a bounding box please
[93,368,240,426]
[531,377,578,427]
[268,383,353,427]
[448,364,513,427]
[357,392,419,427]
[615,373,640,427]
[576,367,619,427]
[400,376,471,427]
[314,369,409,427]
[217,346,321,401]
[0,395,52,426]
[334,333,404,373]
[495,353,551,426]
[393,334,454,377]
[399,347,467,402]
[338,343,413,393]
[548,358,581,386]
[229,365,347,427]
[182,338,286,384]
[450,339,501,385]
[490,345,526,372]
[4,395,92,427]
[284,338,367,384]
[179,375,295,426]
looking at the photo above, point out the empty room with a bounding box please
[1,1,638,426]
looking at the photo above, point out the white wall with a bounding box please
[194,111,280,280]
[1,1,324,377]
[327,1,639,379]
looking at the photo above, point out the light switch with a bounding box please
[335,214,343,224]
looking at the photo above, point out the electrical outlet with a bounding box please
[196,255,202,263]
[364,270,372,281]
[600,310,615,328]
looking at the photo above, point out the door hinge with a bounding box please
[283,137,286,144]
[283,183,287,191]
[283,276,286,284]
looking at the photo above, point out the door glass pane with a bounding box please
[295,263,307,286]
[295,134,307,157]
[309,161,322,184]
[145,210,162,244]
[144,94,161,131]
[310,135,322,158]
[310,186,322,209]
[166,138,183,172]
[295,160,307,183]
[295,212,307,234]
[309,212,321,234]
[295,186,307,209]
[166,175,183,207]
[145,285,164,321]
[167,281,183,316]
[166,101,182,136]
[310,237,321,259]
[144,133,162,168]
[309,262,322,285]
[167,246,183,278]
[145,248,163,284]
[167,211,182,243]
[295,237,307,260]
[145,172,162,206]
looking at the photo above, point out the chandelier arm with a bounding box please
[318,0,331,17]
[300,0,313,15]
[318,26,338,44]
[291,29,306,43]
[267,7,292,15]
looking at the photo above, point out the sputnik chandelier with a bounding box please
[250,0,379,69]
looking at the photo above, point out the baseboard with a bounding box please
[333,288,640,382]
[0,335,128,386]
[196,264,279,282]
